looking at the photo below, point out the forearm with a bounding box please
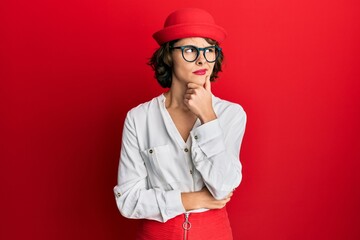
[181,188,232,211]
[181,191,201,211]
[114,185,185,222]
[190,118,243,199]
[195,152,242,199]
[198,108,217,124]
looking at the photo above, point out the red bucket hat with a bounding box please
[153,8,227,45]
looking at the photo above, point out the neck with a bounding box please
[164,80,189,110]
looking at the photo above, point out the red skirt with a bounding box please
[136,208,233,240]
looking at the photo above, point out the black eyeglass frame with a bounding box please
[170,45,222,63]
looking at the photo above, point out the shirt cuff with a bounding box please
[190,119,226,159]
[164,190,185,221]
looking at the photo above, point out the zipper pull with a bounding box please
[183,213,192,230]
[183,213,191,240]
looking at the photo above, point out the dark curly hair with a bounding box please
[148,38,224,88]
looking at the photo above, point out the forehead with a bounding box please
[175,37,213,47]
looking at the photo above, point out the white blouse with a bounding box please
[114,94,246,222]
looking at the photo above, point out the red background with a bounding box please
[1,0,360,239]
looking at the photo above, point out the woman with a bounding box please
[114,8,246,240]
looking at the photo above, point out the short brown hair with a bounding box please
[148,39,224,88]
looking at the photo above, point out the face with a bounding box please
[171,37,216,87]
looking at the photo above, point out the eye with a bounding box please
[184,46,197,53]
[205,47,215,53]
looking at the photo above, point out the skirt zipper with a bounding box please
[183,212,191,240]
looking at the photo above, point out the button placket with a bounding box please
[182,145,191,174]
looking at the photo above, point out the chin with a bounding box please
[190,76,206,85]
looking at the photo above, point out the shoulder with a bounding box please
[213,95,246,118]
[213,95,247,132]
[125,94,163,121]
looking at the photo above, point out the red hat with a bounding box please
[153,8,227,45]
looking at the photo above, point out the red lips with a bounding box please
[193,69,207,75]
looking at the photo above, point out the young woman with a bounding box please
[114,8,247,240]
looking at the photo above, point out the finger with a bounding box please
[204,75,211,92]
[184,93,192,100]
[219,199,230,208]
[183,98,190,105]
[222,197,231,204]
[185,88,196,94]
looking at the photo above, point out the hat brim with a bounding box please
[153,23,227,45]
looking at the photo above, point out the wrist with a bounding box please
[199,110,217,124]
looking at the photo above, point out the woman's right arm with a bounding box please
[114,111,185,223]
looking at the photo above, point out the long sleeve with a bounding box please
[189,106,246,200]
[113,111,185,222]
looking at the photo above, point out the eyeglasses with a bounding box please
[170,45,222,63]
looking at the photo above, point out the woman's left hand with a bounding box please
[184,76,217,124]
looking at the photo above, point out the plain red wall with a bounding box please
[1,0,360,239]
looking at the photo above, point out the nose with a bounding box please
[195,50,206,65]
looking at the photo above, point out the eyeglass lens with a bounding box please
[182,46,218,62]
